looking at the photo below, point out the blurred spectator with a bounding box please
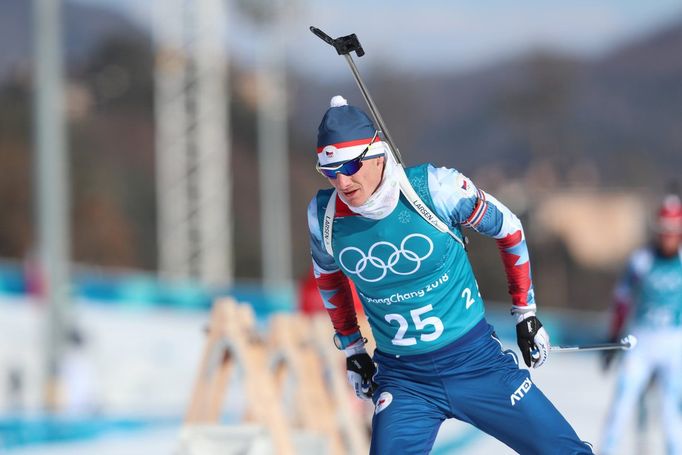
[6,365,24,413]
[23,249,44,300]
[600,194,682,455]
[60,329,98,416]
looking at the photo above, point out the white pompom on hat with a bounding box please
[330,95,348,107]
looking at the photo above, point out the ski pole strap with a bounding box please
[322,191,336,256]
[395,169,466,248]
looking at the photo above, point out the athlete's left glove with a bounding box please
[515,311,550,368]
[344,339,377,401]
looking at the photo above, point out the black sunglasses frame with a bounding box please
[316,131,379,179]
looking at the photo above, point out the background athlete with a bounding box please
[307,96,592,454]
[600,193,682,455]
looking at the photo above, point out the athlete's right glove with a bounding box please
[515,311,551,368]
[344,339,377,401]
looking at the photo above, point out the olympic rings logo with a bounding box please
[339,233,434,282]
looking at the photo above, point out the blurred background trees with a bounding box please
[0,0,681,310]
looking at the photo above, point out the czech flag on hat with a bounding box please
[316,95,384,167]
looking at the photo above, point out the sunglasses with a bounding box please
[316,132,379,179]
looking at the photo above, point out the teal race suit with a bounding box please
[617,248,682,327]
[308,163,535,354]
[316,164,483,354]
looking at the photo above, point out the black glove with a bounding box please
[516,314,550,368]
[346,352,377,400]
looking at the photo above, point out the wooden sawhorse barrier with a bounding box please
[184,298,295,454]
[269,313,370,455]
[183,298,371,454]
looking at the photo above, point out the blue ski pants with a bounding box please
[370,320,593,454]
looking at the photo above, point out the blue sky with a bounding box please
[75,0,682,76]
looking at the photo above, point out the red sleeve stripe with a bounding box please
[463,190,488,228]
[496,230,533,308]
[316,271,359,336]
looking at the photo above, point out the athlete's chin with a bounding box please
[343,189,368,206]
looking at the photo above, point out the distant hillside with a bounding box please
[289,20,682,286]
[1,1,680,284]
[0,0,146,79]
[292,18,682,190]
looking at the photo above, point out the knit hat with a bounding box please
[657,194,682,234]
[316,95,384,167]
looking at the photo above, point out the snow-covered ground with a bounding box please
[0,295,208,415]
[0,296,670,454]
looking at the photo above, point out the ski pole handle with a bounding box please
[309,26,365,57]
[310,26,334,46]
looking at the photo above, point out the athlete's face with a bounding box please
[328,156,385,206]
[657,232,681,256]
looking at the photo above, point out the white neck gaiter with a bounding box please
[339,144,401,220]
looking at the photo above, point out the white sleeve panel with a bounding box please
[427,165,524,239]
[307,195,339,277]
